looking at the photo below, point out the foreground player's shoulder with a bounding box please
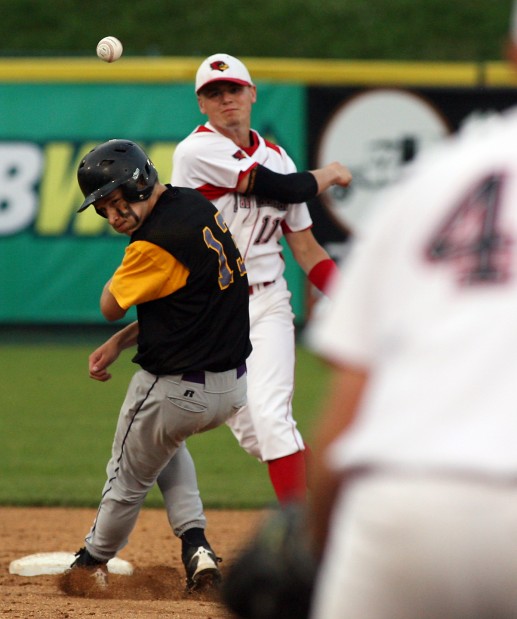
[415,110,517,177]
[364,112,517,240]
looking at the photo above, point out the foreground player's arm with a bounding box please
[308,363,368,557]
[89,320,139,382]
[236,161,352,202]
[285,228,339,294]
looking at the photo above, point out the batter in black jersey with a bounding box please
[67,139,250,592]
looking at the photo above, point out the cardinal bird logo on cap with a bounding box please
[210,60,230,72]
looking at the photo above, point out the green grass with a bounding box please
[0,336,330,508]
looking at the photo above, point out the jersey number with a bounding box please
[204,211,246,290]
[425,173,512,285]
[254,216,282,244]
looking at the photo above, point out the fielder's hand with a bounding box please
[311,161,352,194]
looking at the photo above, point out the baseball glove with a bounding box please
[221,503,318,619]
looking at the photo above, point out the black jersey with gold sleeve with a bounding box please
[111,185,251,375]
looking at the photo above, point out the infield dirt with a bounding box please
[0,506,268,618]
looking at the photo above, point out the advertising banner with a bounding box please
[0,82,306,323]
[308,85,517,255]
[3,59,517,327]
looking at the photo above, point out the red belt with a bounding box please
[249,281,275,295]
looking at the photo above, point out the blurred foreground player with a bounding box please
[308,7,517,617]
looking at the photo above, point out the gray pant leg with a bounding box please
[84,367,245,561]
[85,476,144,559]
[157,442,207,537]
[157,370,247,537]
[85,371,162,560]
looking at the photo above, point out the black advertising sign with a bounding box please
[307,86,517,256]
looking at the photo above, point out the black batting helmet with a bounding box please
[77,139,158,212]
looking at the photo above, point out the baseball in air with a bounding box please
[96,36,123,63]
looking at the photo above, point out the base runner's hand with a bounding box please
[88,340,121,382]
[88,320,138,382]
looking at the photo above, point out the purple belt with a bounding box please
[182,363,246,385]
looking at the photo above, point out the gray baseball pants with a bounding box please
[84,365,246,561]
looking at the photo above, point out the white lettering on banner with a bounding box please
[0,143,42,235]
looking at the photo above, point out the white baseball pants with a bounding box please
[311,472,517,619]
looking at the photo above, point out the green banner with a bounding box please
[0,82,306,323]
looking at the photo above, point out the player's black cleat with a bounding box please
[182,544,222,592]
[69,547,108,588]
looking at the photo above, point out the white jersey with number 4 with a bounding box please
[310,109,517,478]
[171,122,313,286]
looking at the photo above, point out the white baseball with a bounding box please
[96,36,123,63]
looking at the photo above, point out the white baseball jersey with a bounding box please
[172,122,313,286]
[172,122,307,463]
[310,108,517,477]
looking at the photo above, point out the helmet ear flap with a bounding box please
[119,160,158,202]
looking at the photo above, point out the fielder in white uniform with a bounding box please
[172,53,352,502]
[307,12,517,615]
